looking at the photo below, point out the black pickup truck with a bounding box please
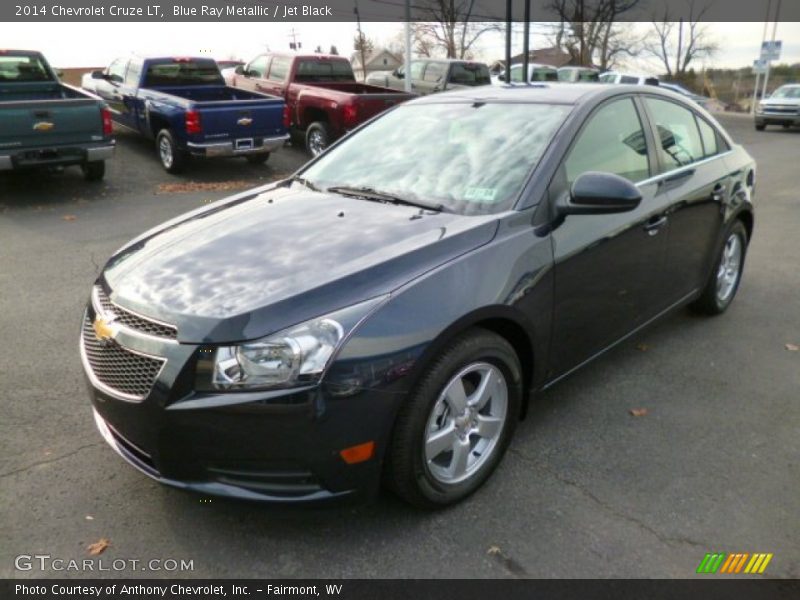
[0,50,114,181]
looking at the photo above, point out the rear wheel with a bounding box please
[156,129,185,174]
[245,153,270,165]
[305,121,331,157]
[81,161,105,181]
[690,220,748,315]
[385,329,522,508]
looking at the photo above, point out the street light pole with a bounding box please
[752,0,771,113]
[761,0,782,101]
[404,0,412,93]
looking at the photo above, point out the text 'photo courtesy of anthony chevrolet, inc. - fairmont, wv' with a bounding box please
[1,0,799,598]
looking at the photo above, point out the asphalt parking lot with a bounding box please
[1,116,798,579]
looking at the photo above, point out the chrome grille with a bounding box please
[94,286,177,340]
[81,314,165,400]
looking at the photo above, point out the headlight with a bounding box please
[206,296,387,391]
[757,102,766,112]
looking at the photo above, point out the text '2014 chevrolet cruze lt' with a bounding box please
[81,84,755,508]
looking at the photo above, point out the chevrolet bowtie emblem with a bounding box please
[33,121,55,131]
[93,316,116,344]
[237,117,253,126]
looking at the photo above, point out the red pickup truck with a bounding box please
[231,53,415,156]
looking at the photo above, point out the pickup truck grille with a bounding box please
[94,286,178,340]
[763,105,799,115]
[82,314,165,401]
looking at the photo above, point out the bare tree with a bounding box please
[353,33,375,79]
[329,45,339,56]
[413,1,500,59]
[545,0,642,67]
[645,0,718,79]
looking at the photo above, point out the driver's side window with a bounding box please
[247,56,269,78]
[107,58,128,84]
[564,98,650,185]
[409,61,424,80]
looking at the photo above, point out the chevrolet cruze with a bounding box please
[81,84,755,508]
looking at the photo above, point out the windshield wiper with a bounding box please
[326,186,443,212]
[285,175,322,192]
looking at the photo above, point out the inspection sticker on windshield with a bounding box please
[464,187,498,202]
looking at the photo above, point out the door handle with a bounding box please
[643,215,668,236]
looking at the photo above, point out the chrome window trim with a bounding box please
[92,286,179,345]
[635,149,733,188]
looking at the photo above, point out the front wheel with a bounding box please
[156,129,186,174]
[305,121,331,157]
[690,220,748,315]
[81,161,105,181]
[385,329,522,508]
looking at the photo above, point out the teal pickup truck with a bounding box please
[0,50,115,181]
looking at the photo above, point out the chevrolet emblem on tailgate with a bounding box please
[93,316,116,345]
[33,121,55,131]
[237,117,253,126]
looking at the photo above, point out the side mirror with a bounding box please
[394,69,404,79]
[91,70,105,80]
[55,69,64,78]
[235,65,245,75]
[559,172,642,215]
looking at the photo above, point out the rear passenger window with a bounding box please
[620,75,638,84]
[124,61,142,86]
[696,116,719,157]
[565,98,650,184]
[268,57,290,82]
[409,61,425,79]
[644,97,704,169]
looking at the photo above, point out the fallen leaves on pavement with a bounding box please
[87,538,109,556]
[629,408,649,417]
[155,181,254,194]
[62,215,77,221]
[636,343,649,352]
[786,343,799,352]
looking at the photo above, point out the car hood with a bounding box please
[103,184,499,343]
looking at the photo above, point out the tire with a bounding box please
[385,328,522,508]
[305,121,331,157]
[81,161,105,182]
[245,153,270,165]
[755,123,766,131]
[155,129,185,174]
[690,220,748,315]
[782,123,791,129]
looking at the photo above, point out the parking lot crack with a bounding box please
[0,442,104,479]
[507,447,707,550]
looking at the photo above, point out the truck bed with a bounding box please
[144,85,281,105]
[300,81,411,96]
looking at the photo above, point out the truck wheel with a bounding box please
[246,153,270,165]
[305,122,331,157]
[81,161,105,182]
[156,129,186,174]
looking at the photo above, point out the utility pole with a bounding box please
[404,0,412,93]
[504,0,512,83]
[752,0,771,113]
[761,0,782,101]
[354,0,368,81]
[522,0,530,82]
[288,27,301,51]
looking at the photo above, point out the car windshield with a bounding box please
[771,86,800,99]
[0,54,53,82]
[302,102,570,215]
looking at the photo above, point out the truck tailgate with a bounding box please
[0,99,104,148]
[354,93,412,122]
[193,99,286,141]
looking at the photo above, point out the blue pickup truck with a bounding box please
[88,56,289,173]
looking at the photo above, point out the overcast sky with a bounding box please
[4,21,799,72]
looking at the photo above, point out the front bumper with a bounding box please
[80,294,400,504]
[186,134,289,158]
[754,112,800,126]
[0,141,114,171]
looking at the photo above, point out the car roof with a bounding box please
[409,82,688,106]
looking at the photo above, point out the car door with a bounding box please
[546,96,671,379]
[260,55,290,98]
[236,55,269,93]
[118,57,142,130]
[418,61,446,94]
[94,58,128,118]
[640,96,730,303]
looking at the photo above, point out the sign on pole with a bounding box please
[760,41,782,61]
[752,59,768,74]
